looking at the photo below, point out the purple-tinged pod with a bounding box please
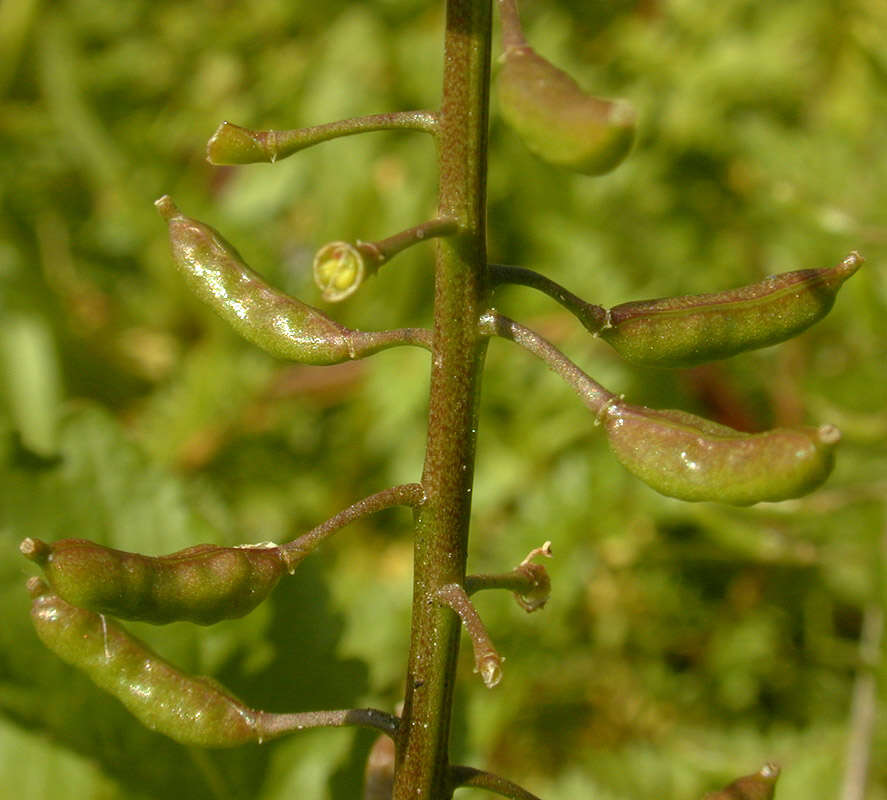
[21,537,292,625]
[601,401,840,505]
[704,763,780,800]
[497,45,636,176]
[155,197,430,363]
[28,577,282,746]
[599,253,863,368]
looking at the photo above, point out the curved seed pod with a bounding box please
[599,252,863,367]
[155,197,432,363]
[156,195,352,363]
[704,763,780,800]
[601,401,840,505]
[497,45,636,176]
[20,538,290,625]
[28,577,275,746]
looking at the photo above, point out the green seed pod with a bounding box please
[21,537,290,625]
[497,45,636,176]
[599,253,863,367]
[28,577,277,746]
[704,763,780,800]
[601,401,840,505]
[156,195,361,364]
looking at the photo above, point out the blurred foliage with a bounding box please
[1,0,885,798]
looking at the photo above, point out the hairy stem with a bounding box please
[393,0,493,797]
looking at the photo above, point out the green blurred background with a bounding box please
[1,0,885,798]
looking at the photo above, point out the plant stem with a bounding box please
[393,1,492,797]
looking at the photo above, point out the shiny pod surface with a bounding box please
[602,402,840,505]
[497,45,636,176]
[156,196,356,364]
[600,253,863,367]
[21,538,288,625]
[27,577,268,747]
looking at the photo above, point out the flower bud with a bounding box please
[313,241,366,302]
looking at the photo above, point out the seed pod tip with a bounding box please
[841,250,864,273]
[20,537,50,565]
[817,424,841,446]
[154,195,180,221]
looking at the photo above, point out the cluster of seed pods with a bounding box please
[21,0,860,778]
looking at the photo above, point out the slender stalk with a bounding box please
[466,540,552,612]
[839,519,886,800]
[480,311,615,415]
[364,733,397,800]
[489,263,608,333]
[495,0,527,52]
[207,111,439,164]
[449,765,543,800]
[464,570,539,596]
[347,326,433,356]
[393,1,493,797]
[436,583,503,689]
[257,707,399,740]
[280,483,425,569]
[356,217,461,270]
